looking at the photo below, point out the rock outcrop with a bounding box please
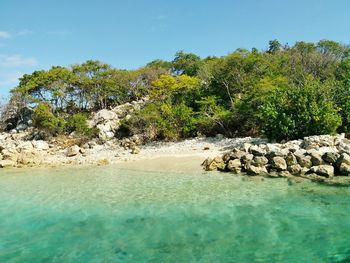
[88,98,148,141]
[203,134,350,185]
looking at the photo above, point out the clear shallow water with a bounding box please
[0,164,350,263]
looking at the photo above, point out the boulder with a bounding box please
[66,145,80,157]
[252,156,269,167]
[336,153,350,168]
[271,156,287,171]
[288,164,302,175]
[0,160,15,168]
[322,152,339,164]
[240,153,254,164]
[95,109,117,123]
[285,152,298,166]
[296,155,312,168]
[32,140,49,151]
[205,157,226,171]
[310,152,324,166]
[240,143,252,153]
[245,163,268,176]
[227,159,242,173]
[249,145,266,156]
[310,165,334,178]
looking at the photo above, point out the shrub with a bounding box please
[259,80,342,140]
[32,103,65,134]
[66,113,96,137]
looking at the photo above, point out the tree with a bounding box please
[268,40,281,54]
[172,51,202,76]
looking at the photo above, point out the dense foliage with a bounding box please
[7,40,350,141]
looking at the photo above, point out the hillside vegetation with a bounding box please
[4,40,350,141]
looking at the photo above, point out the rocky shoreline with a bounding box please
[0,130,259,169]
[202,134,350,186]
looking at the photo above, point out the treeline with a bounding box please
[6,40,350,141]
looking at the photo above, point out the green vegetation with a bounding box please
[6,40,350,141]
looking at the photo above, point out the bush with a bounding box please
[66,113,96,137]
[123,102,196,141]
[259,80,342,140]
[32,103,65,134]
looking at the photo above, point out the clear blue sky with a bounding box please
[0,0,349,97]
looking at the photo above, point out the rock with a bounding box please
[271,156,287,171]
[245,163,268,176]
[322,152,339,164]
[249,145,266,156]
[227,159,242,173]
[16,141,34,152]
[240,143,252,153]
[288,164,302,175]
[310,152,324,166]
[278,171,292,178]
[310,165,334,178]
[336,153,350,169]
[0,160,15,168]
[223,149,242,162]
[205,156,226,171]
[32,140,49,151]
[17,151,43,166]
[95,109,117,123]
[66,145,80,157]
[285,152,298,166]
[339,163,350,176]
[252,156,269,166]
[131,147,140,154]
[1,148,18,161]
[240,153,254,164]
[297,155,312,168]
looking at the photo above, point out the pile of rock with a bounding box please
[120,135,142,154]
[203,134,350,184]
[88,98,148,141]
[0,132,50,168]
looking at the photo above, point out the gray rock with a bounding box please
[336,153,350,169]
[310,152,324,166]
[297,155,312,168]
[271,156,287,171]
[310,165,334,178]
[240,143,252,153]
[288,164,302,175]
[252,156,269,166]
[245,163,268,176]
[322,152,339,164]
[249,145,266,156]
[285,152,298,166]
[241,153,254,164]
[66,145,80,157]
[227,159,242,173]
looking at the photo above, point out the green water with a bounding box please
[0,164,350,263]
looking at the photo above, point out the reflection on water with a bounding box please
[0,164,349,262]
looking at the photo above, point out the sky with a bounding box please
[0,0,350,97]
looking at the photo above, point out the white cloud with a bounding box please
[0,31,11,39]
[0,54,38,67]
[16,30,33,36]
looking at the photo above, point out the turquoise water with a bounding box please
[0,163,350,262]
